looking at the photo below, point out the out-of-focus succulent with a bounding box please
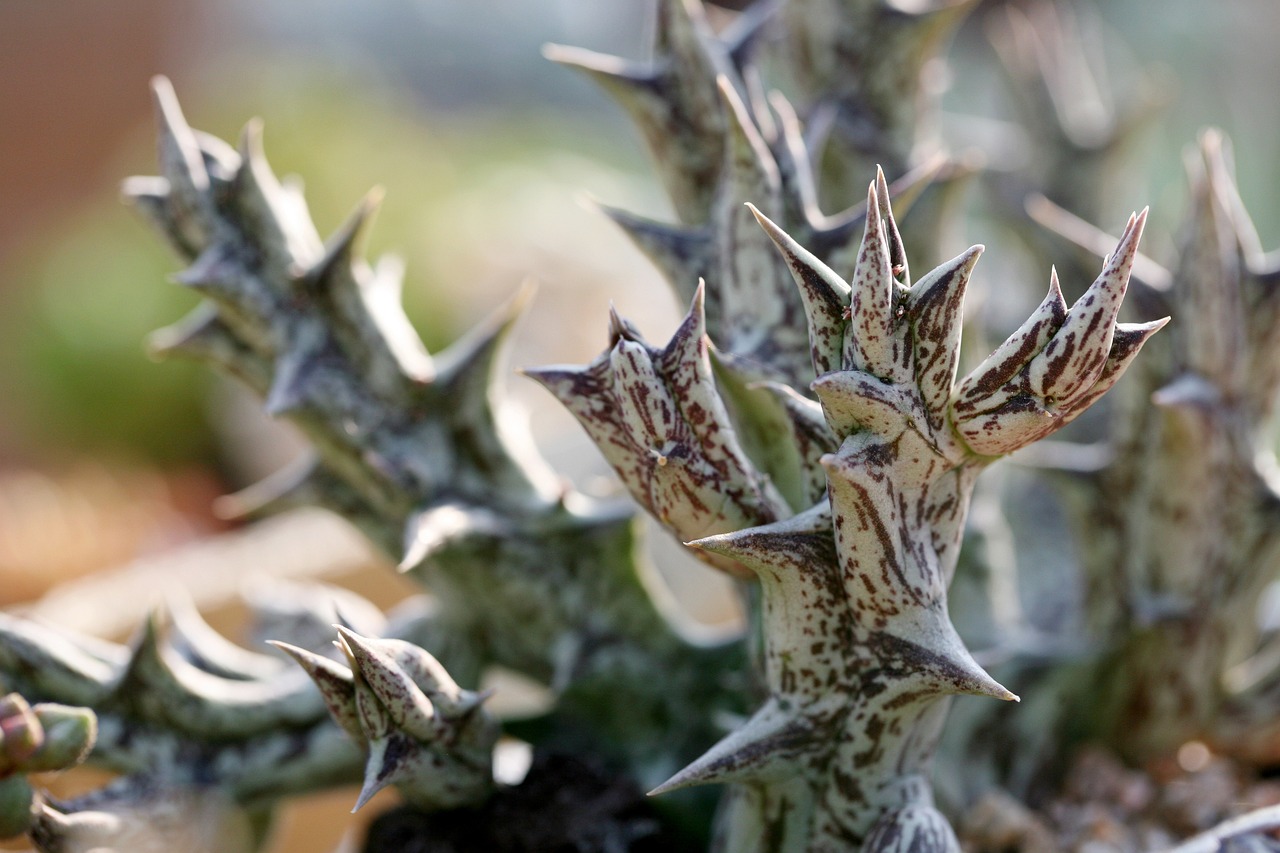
[985,0,1171,306]
[0,693,97,840]
[0,585,499,851]
[275,627,498,813]
[1027,132,1280,765]
[125,75,746,795]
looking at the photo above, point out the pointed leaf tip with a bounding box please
[648,701,812,795]
[149,75,182,123]
[607,302,638,344]
[745,201,777,235]
[333,624,370,657]
[310,187,384,281]
[237,116,266,160]
[353,748,391,813]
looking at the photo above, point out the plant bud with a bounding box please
[0,695,42,777]
[24,705,97,773]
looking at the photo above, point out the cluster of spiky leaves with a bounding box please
[0,586,501,851]
[274,628,498,813]
[529,287,795,578]
[131,77,557,555]
[126,76,747,796]
[0,72,766,850]
[15,1,1280,851]
[537,155,1160,849]
[543,0,972,571]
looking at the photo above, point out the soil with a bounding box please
[362,752,700,853]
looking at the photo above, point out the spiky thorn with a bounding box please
[554,1,952,390]
[94,610,331,740]
[643,174,1157,850]
[166,594,286,681]
[776,0,980,200]
[279,627,498,813]
[528,284,789,576]
[544,0,731,224]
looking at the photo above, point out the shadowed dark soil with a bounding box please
[363,752,701,853]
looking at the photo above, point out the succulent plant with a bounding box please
[274,627,499,813]
[1026,131,1280,768]
[6,2,1280,852]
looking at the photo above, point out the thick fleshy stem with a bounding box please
[1032,132,1280,764]
[544,175,1158,851]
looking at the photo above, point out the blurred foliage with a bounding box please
[0,66,647,469]
[0,211,209,465]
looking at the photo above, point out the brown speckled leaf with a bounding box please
[750,204,850,375]
[1027,209,1145,406]
[845,181,898,377]
[952,269,1067,414]
[908,245,982,433]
